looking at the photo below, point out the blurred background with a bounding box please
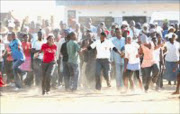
[1,0,179,28]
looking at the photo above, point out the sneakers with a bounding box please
[22,72,27,81]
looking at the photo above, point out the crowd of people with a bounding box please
[0,13,180,96]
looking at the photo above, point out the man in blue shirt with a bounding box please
[9,32,27,90]
[111,28,125,90]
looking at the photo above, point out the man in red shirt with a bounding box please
[37,34,57,95]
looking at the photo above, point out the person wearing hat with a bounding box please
[123,35,143,92]
[36,34,57,95]
[163,33,179,85]
[139,23,150,44]
[32,29,46,87]
[165,26,176,40]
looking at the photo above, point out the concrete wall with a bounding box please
[64,3,179,24]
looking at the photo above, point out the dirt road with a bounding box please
[0,81,179,113]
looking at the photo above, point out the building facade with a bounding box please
[56,0,179,27]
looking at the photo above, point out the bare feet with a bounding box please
[172,91,179,95]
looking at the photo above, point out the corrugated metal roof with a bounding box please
[56,0,179,6]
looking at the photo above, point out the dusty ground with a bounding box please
[0,80,179,114]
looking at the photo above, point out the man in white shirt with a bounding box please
[85,32,123,90]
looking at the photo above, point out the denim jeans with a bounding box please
[33,59,42,86]
[95,59,111,90]
[42,61,56,92]
[115,63,124,88]
[63,62,70,89]
[142,64,159,91]
[12,60,25,88]
[68,63,79,90]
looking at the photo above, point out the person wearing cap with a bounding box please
[37,34,57,95]
[9,32,27,90]
[32,30,46,86]
[83,32,123,90]
[111,28,125,90]
[124,35,143,92]
[163,33,180,85]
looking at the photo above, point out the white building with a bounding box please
[56,0,179,27]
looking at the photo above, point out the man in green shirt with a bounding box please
[66,32,81,91]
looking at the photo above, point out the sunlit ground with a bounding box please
[0,80,179,113]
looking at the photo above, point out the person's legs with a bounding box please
[134,70,143,89]
[124,70,134,91]
[58,58,63,86]
[115,63,124,89]
[102,59,111,87]
[51,64,58,88]
[152,64,160,83]
[95,60,102,90]
[63,62,70,90]
[71,63,79,91]
[172,72,180,94]
[45,62,56,92]
[143,67,152,92]
[115,63,121,88]
[41,62,48,95]
[12,60,25,88]
[33,59,42,86]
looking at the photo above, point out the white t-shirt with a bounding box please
[0,43,5,62]
[165,41,180,62]
[32,40,46,60]
[90,39,114,59]
[125,42,140,64]
[153,48,160,64]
